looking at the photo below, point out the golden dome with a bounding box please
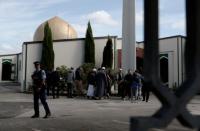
[33,16,78,41]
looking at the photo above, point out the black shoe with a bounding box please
[31,114,39,118]
[43,112,51,119]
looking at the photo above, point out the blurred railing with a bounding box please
[130,0,200,131]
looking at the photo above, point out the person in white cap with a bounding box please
[86,68,97,99]
[94,68,108,100]
[102,67,106,70]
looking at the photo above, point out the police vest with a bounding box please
[32,70,43,86]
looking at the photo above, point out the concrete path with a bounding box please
[0,83,199,131]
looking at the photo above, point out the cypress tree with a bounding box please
[102,36,113,68]
[84,21,95,64]
[41,22,55,71]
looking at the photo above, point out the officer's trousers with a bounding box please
[33,88,51,115]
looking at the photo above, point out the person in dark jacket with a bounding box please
[31,61,51,118]
[51,68,60,99]
[123,69,133,100]
[75,67,84,96]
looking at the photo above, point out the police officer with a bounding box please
[31,61,51,118]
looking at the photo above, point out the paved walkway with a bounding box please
[0,83,199,131]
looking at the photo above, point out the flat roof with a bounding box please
[117,35,186,44]
[23,36,118,45]
[0,53,22,57]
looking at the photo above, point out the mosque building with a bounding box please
[0,16,186,91]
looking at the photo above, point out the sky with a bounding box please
[0,0,185,54]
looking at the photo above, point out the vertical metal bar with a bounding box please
[185,0,200,79]
[131,1,200,130]
[176,0,200,128]
[144,0,159,83]
[176,0,200,97]
[185,0,197,80]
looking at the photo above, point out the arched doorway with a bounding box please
[2,61,12,81]
[160,57,169,86]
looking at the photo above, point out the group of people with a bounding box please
[45,66,113,100]
[86,67,113,100]
[64,67,85,98]
[31,61,150,118]
[45,67,84,99]
[117,69,150,102]
[86,67,150,102]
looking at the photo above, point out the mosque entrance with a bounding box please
[160,55,169,86]
[2,60,12,81]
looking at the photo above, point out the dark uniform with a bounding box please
[31,61,51,118]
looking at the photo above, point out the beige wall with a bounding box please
[21,36,185,91]
[25,43,43,90]
[22,37,117,91]
[54,40,85,69]
[21,44,27,92]
[178,37,186,85]
[138,36,185,88]
[159,38,179,88]
[17,54,22,84]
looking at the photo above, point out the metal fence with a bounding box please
[130,0,200,130]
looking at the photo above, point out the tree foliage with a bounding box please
[41,22,55,71]
[56,65,69,78]
[84,21,95,64]
[102,36,113,68]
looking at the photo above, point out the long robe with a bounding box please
[95,72,107,97]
